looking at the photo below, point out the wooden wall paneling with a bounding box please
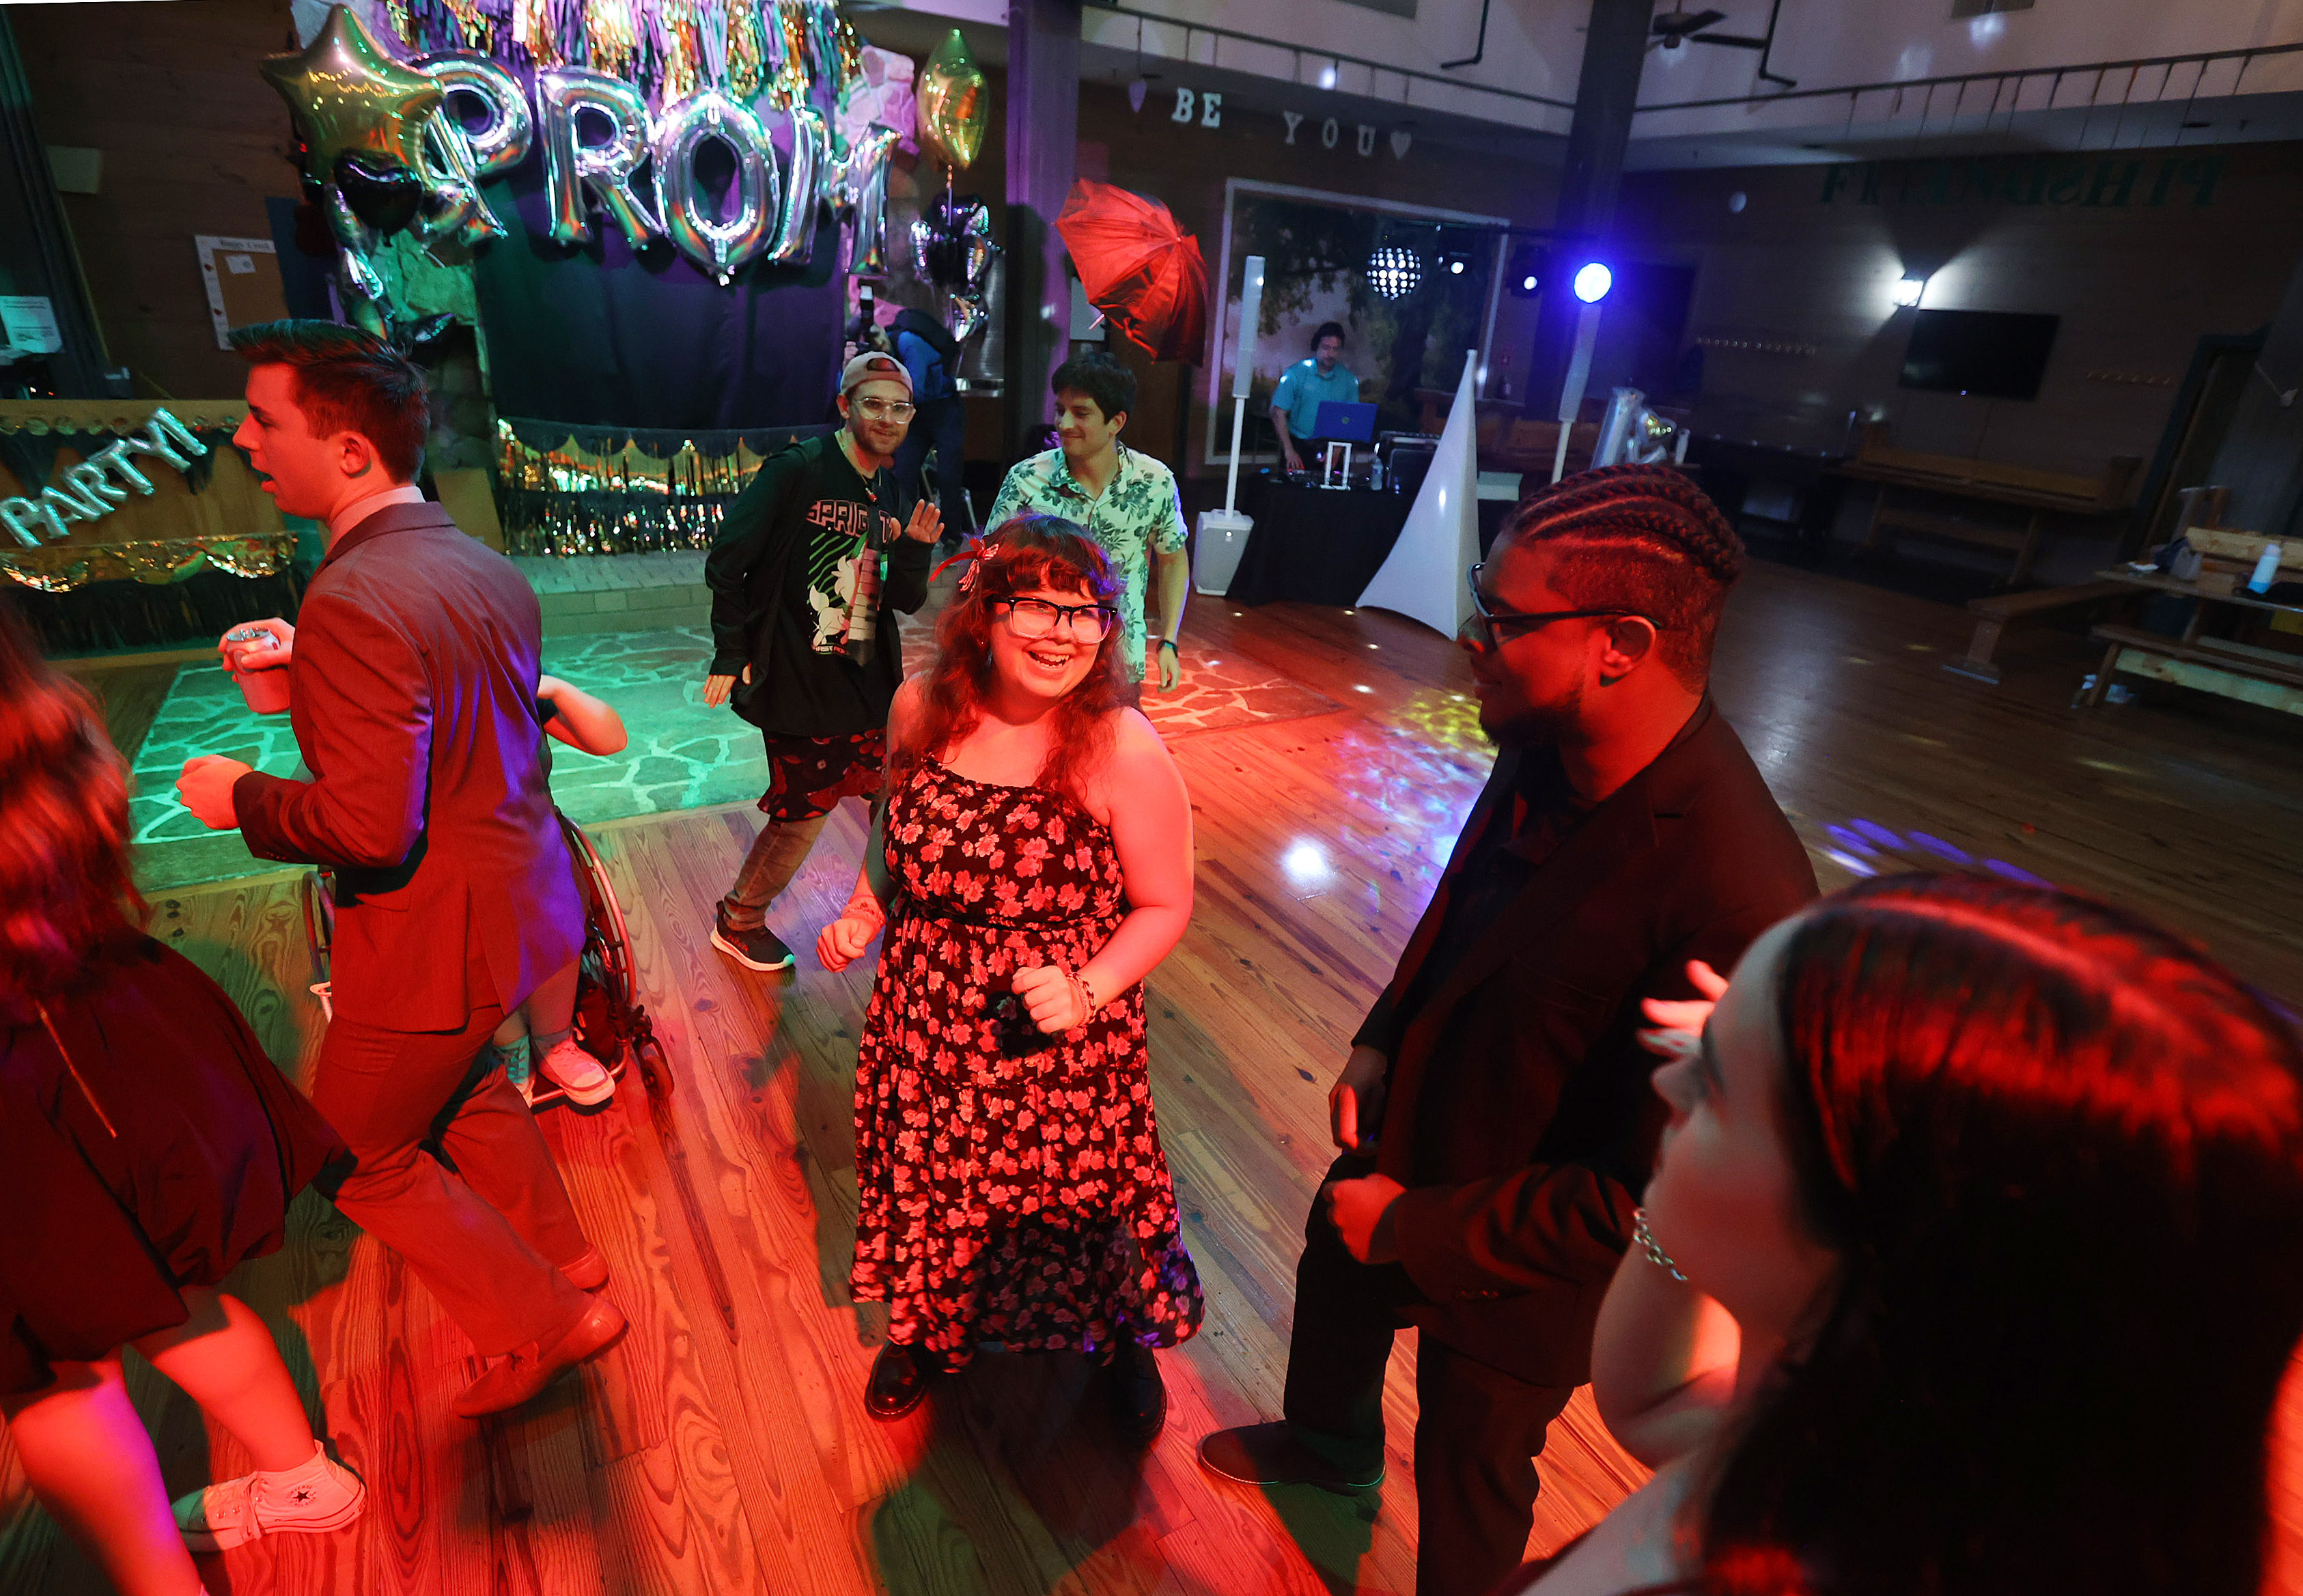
[12,0,305,397]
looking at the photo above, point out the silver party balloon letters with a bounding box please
[1,410,211,548]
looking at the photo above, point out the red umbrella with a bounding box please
[1056,179,1208,364]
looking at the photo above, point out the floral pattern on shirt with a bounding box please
[848,759,1203,1363]
[986,445,1188,682]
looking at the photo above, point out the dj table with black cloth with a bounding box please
[1225,483,1414,606]
[1224,480,1518,607]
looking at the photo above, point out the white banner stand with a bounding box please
[1356,352,1479,638]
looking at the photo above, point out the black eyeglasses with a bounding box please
[992,596,1119,643]
[1460,562,1651,653]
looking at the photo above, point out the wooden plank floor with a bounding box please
[9,557,2303,1593]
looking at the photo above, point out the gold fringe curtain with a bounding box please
[495,418,830,555]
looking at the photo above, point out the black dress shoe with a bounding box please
[1198,1420,1383,1492]
[1108,1342,1168,1451]
[865,1342,935,1420]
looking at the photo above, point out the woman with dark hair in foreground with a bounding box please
[1511,873,2303,1596]
[818,515,1203,1442]
[0,604,356,1594]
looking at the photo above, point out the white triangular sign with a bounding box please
[1358,351,1479,637]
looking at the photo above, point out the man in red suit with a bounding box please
[176,322,622,1418]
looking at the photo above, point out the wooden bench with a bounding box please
[1837,425,2140,588]
[2082,621,2303,716]
[1944,578,2137,684]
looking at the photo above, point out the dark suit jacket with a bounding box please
[1359,698,1816,1388]
[233,501,584,1033]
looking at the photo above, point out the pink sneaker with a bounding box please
[173,1440,365,1552]
[537,1037,615,1106]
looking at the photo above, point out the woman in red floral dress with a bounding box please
[818,515,1201,1444]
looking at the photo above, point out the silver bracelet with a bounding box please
[1632,1207,1686,1282]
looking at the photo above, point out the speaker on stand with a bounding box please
[1194,253,1264,596]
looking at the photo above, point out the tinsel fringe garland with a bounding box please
[499,488,734,554]
[10,568,309,655]
[496,418,831,555]
[354,0,861,113]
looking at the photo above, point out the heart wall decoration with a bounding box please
[1389,128,1413,158]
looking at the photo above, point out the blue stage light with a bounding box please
[1572,262,1612,303]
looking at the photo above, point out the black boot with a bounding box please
[865,1342,936,1420]
[1107,1341,1167,1451]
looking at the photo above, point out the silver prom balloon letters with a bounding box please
[650,89,778,283]
[413,107,506,249]
[534,68,661,249]
[774,109,895,275]
[414,53,533,177]
[479,64,900,281]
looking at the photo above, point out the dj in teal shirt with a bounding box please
[1272,358,1363,444]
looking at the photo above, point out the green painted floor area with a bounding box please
[128,626,764,892]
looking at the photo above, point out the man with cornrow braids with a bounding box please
[1201,464,1817,1595]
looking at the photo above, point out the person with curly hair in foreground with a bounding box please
[818,515,1202,1444]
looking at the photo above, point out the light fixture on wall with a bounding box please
[1368,244,1422,300]
[1507,244,1546,298]
[1894,275,1928,308]
[1573,262,1613,303]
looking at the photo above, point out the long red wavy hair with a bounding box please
[0,600,143,1016]
[895,515,1125,809]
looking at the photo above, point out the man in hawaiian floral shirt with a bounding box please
[986,348,1188,701]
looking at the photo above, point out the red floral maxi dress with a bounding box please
[850,759,1203,1365]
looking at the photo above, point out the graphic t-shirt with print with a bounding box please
[986,443,1188,682]
[705,432,933,738]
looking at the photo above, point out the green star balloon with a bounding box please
[260,5,442,180]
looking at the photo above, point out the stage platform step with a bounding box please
[513,552,710,638]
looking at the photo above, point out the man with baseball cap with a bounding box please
[703,352,943,970]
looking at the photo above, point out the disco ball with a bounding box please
[1367,245,1422,300]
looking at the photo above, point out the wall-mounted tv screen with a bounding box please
[1899,309,2060,401]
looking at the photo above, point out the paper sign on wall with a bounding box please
[193,236,287,350]
[0,296,63,355]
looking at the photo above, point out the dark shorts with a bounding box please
[759,729,887,824]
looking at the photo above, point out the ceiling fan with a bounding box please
[1649,1,1797,87]
[1652,8,1729,44]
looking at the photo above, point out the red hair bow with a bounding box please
[931,536,990,593]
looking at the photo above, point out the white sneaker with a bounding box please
[537,1037,615,1106]
[173,1440,365,1552]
